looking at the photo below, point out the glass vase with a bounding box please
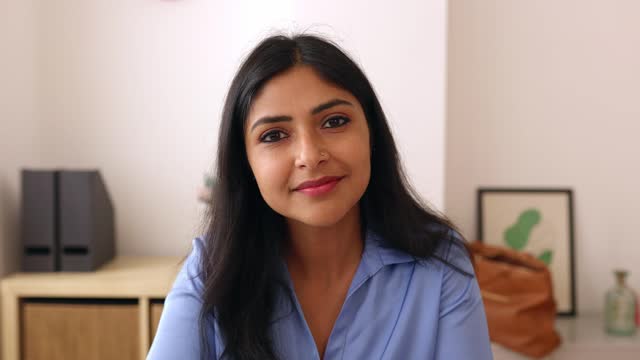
[604,270,637,336]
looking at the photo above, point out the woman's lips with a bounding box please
[294,176,344,196]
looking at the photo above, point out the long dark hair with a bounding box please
[198,33,468,360]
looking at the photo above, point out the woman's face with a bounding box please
[245,65,371,227]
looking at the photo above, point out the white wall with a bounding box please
[1,0,40,276]
[35,0,226,257]
[0,0,40,354]
[445,0,640,313]
[1,0,447,262]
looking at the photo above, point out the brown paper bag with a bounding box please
[468,241,561,358]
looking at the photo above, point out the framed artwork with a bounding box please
[477,188,576,316]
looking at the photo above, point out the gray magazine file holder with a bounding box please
[21,170,59,272]
[59,170,115,271]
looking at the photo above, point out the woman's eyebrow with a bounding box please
[249,98,353,133]
[311,98,353,115]
[249,115,292,133]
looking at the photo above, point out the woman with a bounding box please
[148,34,493,360]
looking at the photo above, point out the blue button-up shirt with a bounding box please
[147,230,493,359]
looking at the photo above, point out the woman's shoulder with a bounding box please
[185,236,209,268]
[181,236,206,270]
[371,225,473,276]
[401,227,477,305]
[190,236,206,252]
[398,225,474,276]
[431,228,474,276]
[422,229,481,316]
[170,236,207,297]
[147,237,214,359]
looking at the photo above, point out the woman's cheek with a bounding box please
[257,153,292,193]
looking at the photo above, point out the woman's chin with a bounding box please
[289,213,346,228]
[285,203,359,228]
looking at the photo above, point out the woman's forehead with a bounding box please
[248,66,358,120]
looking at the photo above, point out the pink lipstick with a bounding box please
[294,176,344,196]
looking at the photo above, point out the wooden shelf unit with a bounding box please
[1,256,182,360]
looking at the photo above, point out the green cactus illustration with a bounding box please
[538,250,553,265]
[504,209,541,250]
[503,209,554,266]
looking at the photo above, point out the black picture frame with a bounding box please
[477,188,576,317]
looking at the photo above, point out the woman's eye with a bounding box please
[322,116,350,128]
[260,130,288,143]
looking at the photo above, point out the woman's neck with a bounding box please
[285,206,364,285]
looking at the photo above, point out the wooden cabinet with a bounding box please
[1,257,181,360]
[149,300,165,341]
[22,300,140,360]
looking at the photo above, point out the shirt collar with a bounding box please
[269,228,416,324]
[364,228,416,267]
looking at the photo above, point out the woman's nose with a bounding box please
[294,132,329,169]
